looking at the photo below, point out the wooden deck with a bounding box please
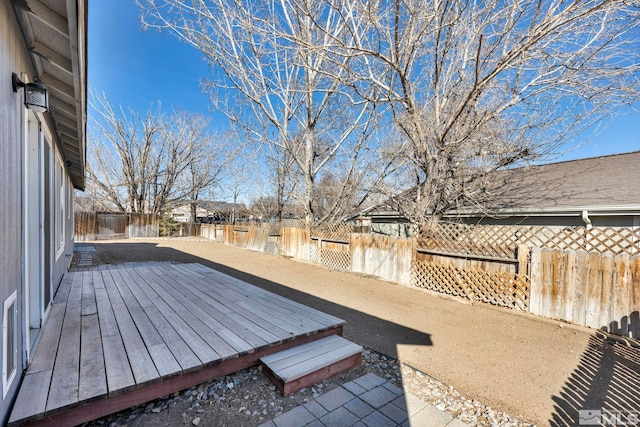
[9,262,345,427]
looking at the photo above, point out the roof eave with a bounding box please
[12,0,88,190]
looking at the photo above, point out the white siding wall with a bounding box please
[0,3,77,423]
[0,4,30,422]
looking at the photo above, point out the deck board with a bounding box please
[128,269,222,364]
[94,279,136,394]
[78,314,107,402]
[9,262,345,427]
[133,265,240,359]
[149,264,276,348]
[103,268,160,385]
[45,273,82,413]
[81,271,97,316]
[9,370,51,421]
[173,265,313,337]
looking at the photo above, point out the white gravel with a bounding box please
[84,347,533,427]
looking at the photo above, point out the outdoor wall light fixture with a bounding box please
[12,73,49,113]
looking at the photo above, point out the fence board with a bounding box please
[584,252,602,328]
[222,225,234,243]
[560,250,577,322]
[281,228,310,259]
[571,251,589,325]
[350,234,413,285]
[529,247,542,316]
[247,228,269,252]
[200,224,216,240]
[75,212,97,241]
[613,254,631,336]
[600,254,615,332]
[540,248,554,319]
[550,249,564,319]
[631,255,640,339]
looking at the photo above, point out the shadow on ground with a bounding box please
[549,332,640,426]
[93,241,433,359]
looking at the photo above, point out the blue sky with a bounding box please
[89,0,640,162]
[89,0,212,116]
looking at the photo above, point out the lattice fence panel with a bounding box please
[410,260,468,298]
[281,219,307,229]
[307,242,320,264]
[310,222,356,242]
[416,223,640,257]
[416,223,520,259]
[320,249,351,271]
[411,260,530,311]
[463,270,530,311]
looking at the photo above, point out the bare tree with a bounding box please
[87,94,227,215]
[299,0,640,223]
[139,0,383,224]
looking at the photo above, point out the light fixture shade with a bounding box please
[24,82,48,113]
[12,73,49,113]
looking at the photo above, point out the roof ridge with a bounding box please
[529,149,640,169]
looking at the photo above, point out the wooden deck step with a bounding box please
[259,335,362,396]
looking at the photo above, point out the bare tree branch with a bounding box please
[86,93,228,215]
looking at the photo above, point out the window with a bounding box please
[67,178,70,221]
[3,291,18,399]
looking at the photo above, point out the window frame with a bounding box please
[3,290,18,399]
[54,153,65,260]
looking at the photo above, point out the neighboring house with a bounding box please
[452,150,640,228]
[355,151,640,232]
[0,1,86,423]
[170,200,244,223]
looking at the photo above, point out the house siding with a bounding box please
[1,3,30,422]
[0,3,77,424]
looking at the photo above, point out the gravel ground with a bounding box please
[82,349,532,427]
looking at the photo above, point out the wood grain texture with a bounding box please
[261,335,362,382]
[9,262,345,426]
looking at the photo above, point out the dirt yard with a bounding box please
[91,238,640,426]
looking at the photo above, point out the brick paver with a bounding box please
[316,387,356,411]
[258,374,470,427]
[359,386,398,409]
[271,406,316,427]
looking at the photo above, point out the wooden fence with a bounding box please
[75,212,158,240]
[351,234,412,285]
[199,222,640,339]
[529,248,640,338]
[412,245,530,311]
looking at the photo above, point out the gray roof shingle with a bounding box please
[456,150,640,215]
